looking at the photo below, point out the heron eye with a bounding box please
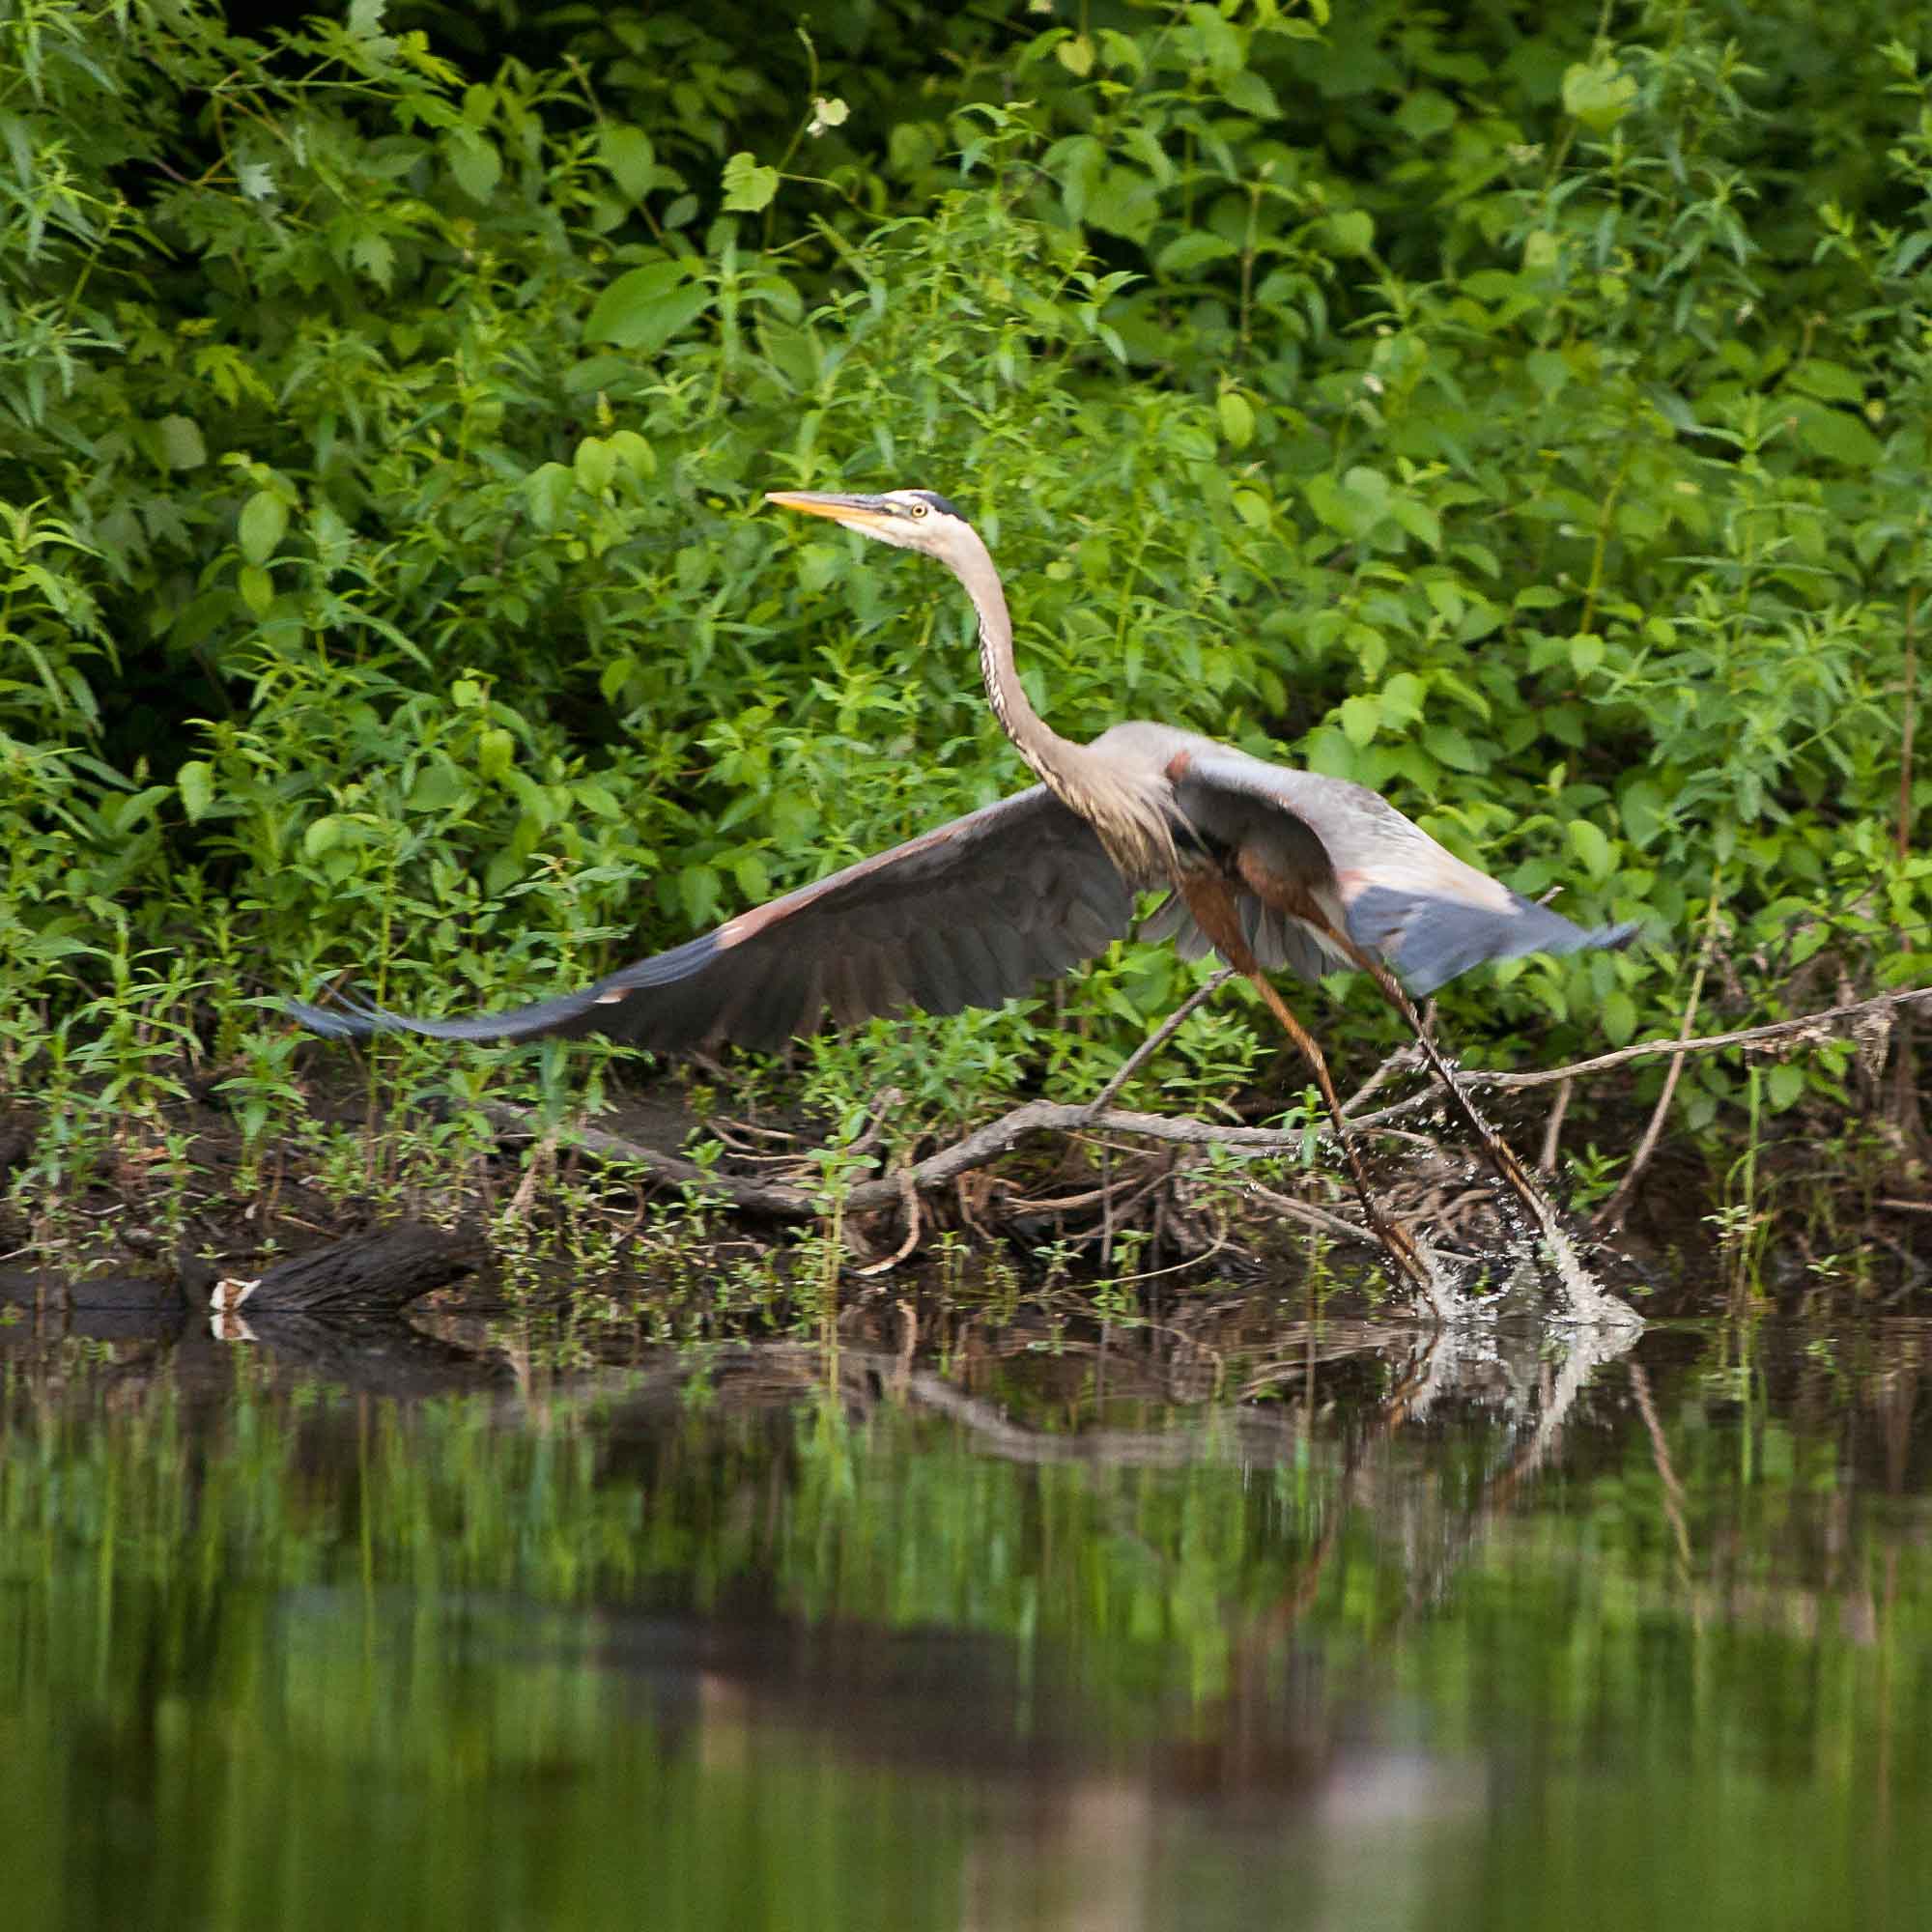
[909,502,928,518]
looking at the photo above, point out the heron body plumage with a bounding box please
[288,483,1647,1309]
[290,486,1635,1051]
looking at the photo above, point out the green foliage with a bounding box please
[5,0,1932,1200]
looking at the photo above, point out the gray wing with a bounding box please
[1145,745,1639,995]
[288,786,1135,1053]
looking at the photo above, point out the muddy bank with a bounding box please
[2,1065,1926,1328]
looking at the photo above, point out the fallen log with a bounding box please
[211,1221,480,1319]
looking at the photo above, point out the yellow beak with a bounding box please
[764,490,895,529]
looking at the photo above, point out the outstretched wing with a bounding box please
[1147,745,1640,995]
[288,786,1135,1053]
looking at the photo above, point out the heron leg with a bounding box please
[1225,850,1577,1280]
[1178,879,1441,1309]
[1343,945,1572,1247]
[1329,934,1636,1329]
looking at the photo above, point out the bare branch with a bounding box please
[1397,983,1932,1105]
[1597,875,1720,1230]
[478,984,1932,1225]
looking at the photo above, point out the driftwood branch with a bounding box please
[481,984,1932,1222]
[214,1222,482,1317]
[1351,983,1932,1129]
[484,1096,1345,1218]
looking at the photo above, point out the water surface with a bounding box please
[3,1312,1926,1930]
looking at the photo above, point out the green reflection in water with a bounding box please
[2,1325,1930,1931]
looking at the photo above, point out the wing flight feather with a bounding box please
[289,786,1136,1052]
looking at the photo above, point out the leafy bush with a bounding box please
[5,0,1932,1214]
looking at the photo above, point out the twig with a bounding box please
[1343,1040,1425,1118]
[853,1169,923,1275]
[842,1085,904,1157]
[1085,967,1234,1117]
[1900,584,1919,864]
[1239,1179,1381,1247]
[483,1093,1416,1220]
[1537,1077,1572,1175]
[1596,870,1719,1232]
[1349,984,1932,1127]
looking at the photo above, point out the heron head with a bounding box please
[765,487,975,559]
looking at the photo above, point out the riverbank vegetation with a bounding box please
[6,0,1932,1309]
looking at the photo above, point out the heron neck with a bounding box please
[955,530,1177,881]
[957,537,1069,782]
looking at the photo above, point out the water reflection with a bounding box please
[2,1313,1928,1930]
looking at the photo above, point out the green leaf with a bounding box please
[1339,695,1380,747]
[606,429,657,477]
[1568,818,1614,881]
[1342,466,1390,513]
[1378,672,1425,725]
[348,227,394,288]
[239,492,288,565]
[409,762,469,812]
[679,863,722,929]
[477,727,516,783]
[1393,89,1457,141]
[1084,166,1159,242]
[1562,59,1637,132]
[1326,210,1375,256]
[1797,404,1885,469]
[1422,724,1486,772]
[524,463,575,530]
[303,816,345,861]
[722,152,779,213]
[1308,466,1398,543]
[1390,497,1440,549]
[733,853,771,903]
[1155,232,1236,275]
[156,415,206,470]
[1525,349,1571,398]
[583,263,711,353]
[1220,70,1278,117]
[1216,391,1255,449]
[1183,4,1242,73]
[1569,634,1605,678]
[1767,1062,1805,1112]
[1619,778,1669,848]
[1787,358,1866,404]
[1601,987,1637,1046]
[600,126,655,202]
[573,437,616,494]
[238,565,273,616]
[178,760,213,823]
[446,132,501,203]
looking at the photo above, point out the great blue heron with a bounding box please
[291,487,1638,1295]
